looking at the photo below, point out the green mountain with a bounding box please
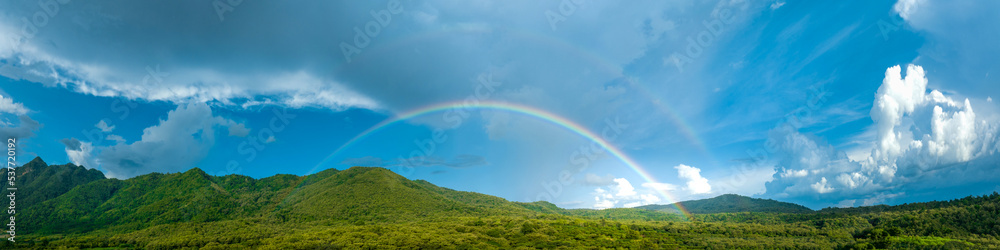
[636,194,814,214]
[19,164,546,235]
[276,167,542,222]
[0,157,106,213]
[5,158,999,249]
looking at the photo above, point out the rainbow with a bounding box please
[336,27,712,157]
[621,77,713,159]
[308,100,693,219]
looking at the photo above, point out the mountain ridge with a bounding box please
[637,193,814,214]
[1,156,106,213]
[12,159,552,234]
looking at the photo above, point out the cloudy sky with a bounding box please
[0,0,998,209]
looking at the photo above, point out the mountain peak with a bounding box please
[1,156,106,216]
[26,156,47,167]
[180,167,211,180]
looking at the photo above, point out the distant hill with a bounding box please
[636,194,814,214]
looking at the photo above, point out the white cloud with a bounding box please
[893,0,923,20]
[763,126,872,199]
[926,99,977,161]
[591,176,673,209]
[675,164,712,194]
[95,120,115,133]
[780,169,808,178]
[811,177,834,194]
[0,19,381,112]
[613,178,637,196]
[866,65,996,175]
[227,122,250,137]
[870,65,928,164]
[763,65,1000,208]
[0,1,694,118]
[94,102,242,178]
[836,172,869,190]
[0,95,28,115]
[63,139,99,168]
[889,0,999,113]
[770,1,785,10]
[0,9,378,112]
[106,134,125,143]
[593,189,615,209]
[0,95,41,140]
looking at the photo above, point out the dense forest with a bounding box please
[2,157,999,249]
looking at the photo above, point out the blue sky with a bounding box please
[0,0,998,209]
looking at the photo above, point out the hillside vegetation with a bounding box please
[3,158,999,249]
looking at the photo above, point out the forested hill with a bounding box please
[4,157,1000,249]
[636,194,814,214]
[7,158,554,235]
